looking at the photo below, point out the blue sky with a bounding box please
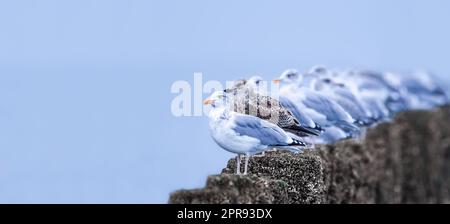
[1,0,450,203]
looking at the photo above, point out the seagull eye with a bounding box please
[255,80,261,84]
[323,79,331,83]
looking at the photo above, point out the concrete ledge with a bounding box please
[169,107,450,204]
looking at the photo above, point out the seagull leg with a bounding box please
[244,154,250,175]
[358,127,367,143]
[236,155,241,175]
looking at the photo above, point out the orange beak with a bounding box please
[203,98,215,105]
[272,79,281,84]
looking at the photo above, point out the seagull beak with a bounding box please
[272,79,281,84]
[203,98,215,105]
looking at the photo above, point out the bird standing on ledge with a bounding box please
[204,91,306,175]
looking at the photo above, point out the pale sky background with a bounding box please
[0,0,449,203]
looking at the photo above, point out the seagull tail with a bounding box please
[272,134,307,153]
[276,141,306,153]
[333,120,360,134]
[289,138,307,147]
[355,117,377,127]
[284,125,321,136]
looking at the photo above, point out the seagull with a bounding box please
[225,76,321,137]
[301,66,382,125]
[245,75,324,135]
[332,69,406,119]
[311,77,377,126]
[204,91,306,174]
[401,71,449,110]
[274,69,360,142]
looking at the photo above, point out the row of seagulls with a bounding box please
[204,66,450,174]
[402,71,449,110]
[275,70,360,142]
[225,76,322,137]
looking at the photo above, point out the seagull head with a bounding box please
[246,75,265,89]
[306,65,328,77]
[273,69,301,85]
[313,77,334,91]
[247,75,263,86]
[203,90,227,107]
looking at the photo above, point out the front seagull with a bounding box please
[204,91,306,175]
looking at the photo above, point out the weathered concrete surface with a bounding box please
[168,174,290,204]
[169,107,450,204]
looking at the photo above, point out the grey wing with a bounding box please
[404,78,432,94]
[302,91,351,122]
[279,96,317,128]
[334,87,359,102]
[362,97,388,119]
[357,78,387,91]
[334,95,367,120]
[339,89,371,114]
[231,114,291,146]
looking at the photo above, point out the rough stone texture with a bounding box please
[169,107,450,204]
[168,174,290,204]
